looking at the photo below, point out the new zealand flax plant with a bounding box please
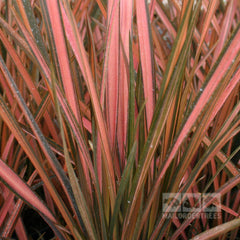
[0,0,240,239]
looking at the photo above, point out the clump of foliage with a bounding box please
[0,0,240,239]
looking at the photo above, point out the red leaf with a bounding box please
[0,159,56,223]
[136,0,155,130]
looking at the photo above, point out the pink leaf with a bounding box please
[0,159,56,223]
[136,0,155,130]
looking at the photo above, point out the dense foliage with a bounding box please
[0,0,240,239]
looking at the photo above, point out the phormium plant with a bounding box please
[0,0,240,239]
